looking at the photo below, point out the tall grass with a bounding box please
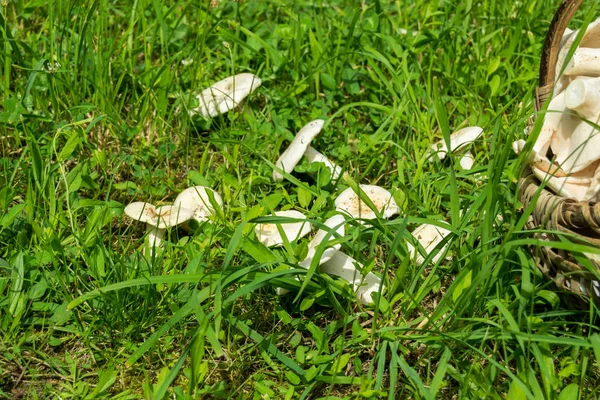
[1,0,600,398]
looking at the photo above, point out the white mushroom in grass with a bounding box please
[320,251,384,305]
[458,152,475,170]
[304,146,343,180]
[191,73,262,118]
[124,202,194,255]
[276,214,346,295]
[406,223,452,266]
[174,186,223,230]
[273,119,325,182]
[334,185,399,221]
[255,210,312,248]
[428,126,483,168]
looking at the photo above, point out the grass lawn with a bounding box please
[2,0,600,398]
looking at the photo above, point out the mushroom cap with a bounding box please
[255,210,312,247]
[429,126,483,160]
[300,214,346,268]
[334,185,399,220]
[272,119,325,182]
[174,186,223,223]
[304,146,343,180]
[532,165,591,201]
[319,251,383,305]
[584,161,600,201]
[406,223,452,266]
[124,202,194,229]
[192,73,262,118]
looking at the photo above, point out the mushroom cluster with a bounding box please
[120,72,479,307]
[124,186,223,256]
[513,18,600,202]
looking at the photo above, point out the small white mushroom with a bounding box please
[191,73,262,118]
[273,119,325,182]
[124,202,194,254]
[458,151,475,170]
[277,214,346,295]
[174,186,223,230]
[255,210,312,247]
[564,48,600,77]
[429,126,483,161]
[334,185,399,220]
[304,146,343,180]
[320,251,384,305]
[406,223,452,266]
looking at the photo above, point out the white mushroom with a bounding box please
[304,146,343,180]
[428,126,483,161]
[406,223,452,266]
[532,165,591,201]
[564,47,600,77]
[174,186,223,230]
[255,210,312,247]
[564,77,600,119]
[555,17,600,94]
[320,251,384,305]
[584,161,600,202]
[458,151,475,170]
[277,214,346,295]
[272,119,325,182]
[124,202,194,254]
[191,73,262,118]
[334,185,399,220]
[550,84,600,174]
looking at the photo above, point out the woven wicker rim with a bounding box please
[519,0,600,308]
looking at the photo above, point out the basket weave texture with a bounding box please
[518,0,600,307]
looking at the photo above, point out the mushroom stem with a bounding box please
[564,48,600,77]
[458,151,475,170]
[320,251,383,305]
[304,146,343,180]
[146,224,166,256]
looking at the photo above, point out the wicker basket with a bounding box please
[518,0,600,308]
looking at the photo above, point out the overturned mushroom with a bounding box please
[334,185,399,220]
[124,202,194,255]
[406,223,452,266]
[255,210,312,247]
[273,119,325,182]
[174,186,223,230]
[428,126,483,164]
[191,73,262,118]
[320,251,384,305]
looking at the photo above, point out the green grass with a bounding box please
[2,0,600,398]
